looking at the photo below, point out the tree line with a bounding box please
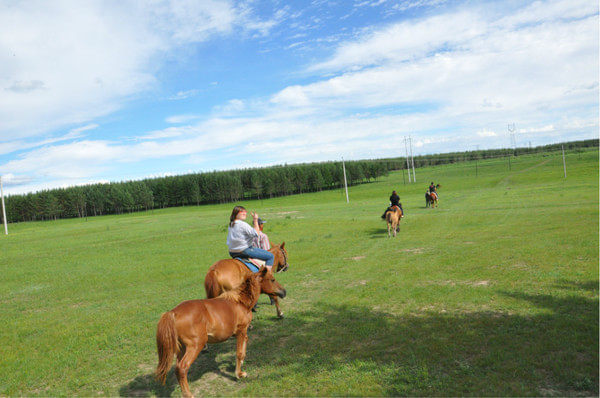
[3,139,597,223]
[4,161,388,222]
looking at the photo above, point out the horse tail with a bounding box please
[155,311,179,385]
[204,269,222,299]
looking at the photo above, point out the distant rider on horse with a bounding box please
[381,190,404,219]
[429,182,439,198]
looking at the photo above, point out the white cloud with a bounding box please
[0,0,278,143]
[168,90,200,100]
[477,130,497,137]
[5,80,48,93]
[272,0,598,139]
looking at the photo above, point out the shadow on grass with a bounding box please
[121,280,598,396]
[119,342,236,397]
[367,226,403,238]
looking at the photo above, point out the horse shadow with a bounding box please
[118,343,236,397]
[367,225,396,238]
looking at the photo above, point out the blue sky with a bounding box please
[1,0,598,195]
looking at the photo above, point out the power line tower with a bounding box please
[404,136,411,183]
[508,123,516,149]
[409,135,416,183]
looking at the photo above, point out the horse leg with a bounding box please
[235,330,249,379]
[270,295,284,318]
[176,339,204,398]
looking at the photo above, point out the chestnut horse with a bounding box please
[204,242,289,318]
[385,206,402,237]
[426,191,438,208]
[426,184,441,208]
[156,267,285,398]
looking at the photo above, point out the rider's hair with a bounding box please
[229,205,246,227]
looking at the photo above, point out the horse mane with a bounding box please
[219,273,261,309]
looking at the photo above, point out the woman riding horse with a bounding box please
[227,206,274,269]
[205,242,289,318]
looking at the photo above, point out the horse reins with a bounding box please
[277,246,289,273]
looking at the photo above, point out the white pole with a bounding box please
[409,136,416,183]
[404,137,411,182]
[0,176,8,235]
[342,158,349,203]
[562,145,567,178]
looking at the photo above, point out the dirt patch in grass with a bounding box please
[347,280,368,288]
[272,211,299,217]
[401,248,426,254]
[424,280,492,287]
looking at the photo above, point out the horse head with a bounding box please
[271,242,290,273]
[257,266,286,299]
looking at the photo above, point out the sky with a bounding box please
[0,0,598,195]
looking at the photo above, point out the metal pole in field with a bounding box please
[562,145,567,178]
[404,136,411,182]
[409,135,416,183]
[342,158,349,203]
[0,176,8,235]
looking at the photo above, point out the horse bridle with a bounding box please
[276,246,289,273]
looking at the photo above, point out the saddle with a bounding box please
[234,257,266,272]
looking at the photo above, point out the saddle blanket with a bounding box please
[234,257,266,272]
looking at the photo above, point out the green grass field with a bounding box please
[1,149,598,397]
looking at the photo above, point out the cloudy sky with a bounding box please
[1,0,598,195]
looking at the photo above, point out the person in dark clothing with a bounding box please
[429,182,439,198]
[381,190,404,219]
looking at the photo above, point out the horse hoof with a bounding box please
[277,313,284,319]
[236,372,248,379]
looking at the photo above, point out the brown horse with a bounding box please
[426,184,441,208]
[204,243,289,318]
[385,206,402,237]
[156,267,284,398]
[427,191,438,208]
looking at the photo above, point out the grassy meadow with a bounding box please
[0,148,598,397]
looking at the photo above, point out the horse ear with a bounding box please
[259,266,268,277]
[280,241,285,249]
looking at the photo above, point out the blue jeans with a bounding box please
[240,246,274,266]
